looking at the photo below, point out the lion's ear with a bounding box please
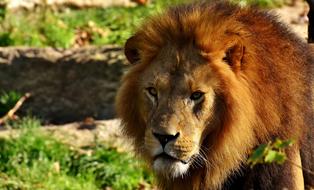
[222,43,245,71]
[125,36,140,64]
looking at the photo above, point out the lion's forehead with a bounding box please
[140,46,214,91]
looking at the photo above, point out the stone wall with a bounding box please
[0,46,128,124]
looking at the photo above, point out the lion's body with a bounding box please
[116,2,314,190]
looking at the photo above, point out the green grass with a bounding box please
[0,118,154,190]
[0,0,284,48]
[0,0,186,48]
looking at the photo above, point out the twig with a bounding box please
[0,93,31,124]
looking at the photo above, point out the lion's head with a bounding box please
[116,2,307,189]
[130,43,222,178]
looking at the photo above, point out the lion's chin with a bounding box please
[153,157,190,178]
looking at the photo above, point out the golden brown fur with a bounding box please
[116,2,314,190]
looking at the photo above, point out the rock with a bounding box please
[0,46,129,124]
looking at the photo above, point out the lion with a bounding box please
[115,2,314,189]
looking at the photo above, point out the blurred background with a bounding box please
[0,0,310,189]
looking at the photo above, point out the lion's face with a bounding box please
[137,45,223,178]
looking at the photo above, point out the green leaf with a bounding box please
[272,139,283,149]
[274,139,294,149]
[247,143,268,167]
[264,150,286,164]
[251,144,268,159]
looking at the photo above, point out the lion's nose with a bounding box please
[153,132,180,148]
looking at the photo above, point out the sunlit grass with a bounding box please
[0,117,154,190]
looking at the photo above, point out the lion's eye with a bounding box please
[190,91,204,101]
[146,87,158,98]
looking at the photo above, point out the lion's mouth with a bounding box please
[154,152,189,164]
